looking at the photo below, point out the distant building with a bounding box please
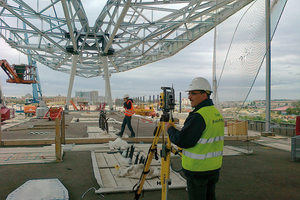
[219,99,297,108]
[219,101,247,108]
[42,95,67,105]
[271,106,291,113]
[254,100,294,108]
[75,91,105,105]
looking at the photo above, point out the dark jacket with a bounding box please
[167,99,214,148]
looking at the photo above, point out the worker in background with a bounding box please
[166,77,224,200]
[116,94,136,138]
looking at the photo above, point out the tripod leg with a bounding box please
[160,133,172,200]
[134,121,163,200]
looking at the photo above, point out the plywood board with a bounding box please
[92,144,187,195]
[0,145,63,165]
[86,126,128,139]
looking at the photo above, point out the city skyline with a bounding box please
[1,0,299,102]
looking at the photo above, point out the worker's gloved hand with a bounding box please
[166,121,175,131]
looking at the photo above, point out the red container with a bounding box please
[1,107,10,121]
[296,116,300,136]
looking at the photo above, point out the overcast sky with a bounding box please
[0,0,299,102]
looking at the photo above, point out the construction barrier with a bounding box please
[227,120,248,136]
[50,107,63,120]
[44,107,63,121]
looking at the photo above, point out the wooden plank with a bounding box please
[65,137,164,144]
[2,139,55,146]
[99,168,117,188]
[0,146,55,153]
[1,135,261,147]
[91,151,104,188]
[0,151,57,165]
[113,152,129,166]
[87,126,99,133]
[71,144,110,152]
[93,150,119,154]
[103,152,119,167]
[95,184,186,194]
[61,112,66,144]
[55,118,62,162]
[94,133,102,138]
[95,186,138,194]
[95,153,108,168]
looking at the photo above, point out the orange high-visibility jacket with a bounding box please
[124,100,134,116]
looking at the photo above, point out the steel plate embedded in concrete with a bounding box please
[6,178,68,200]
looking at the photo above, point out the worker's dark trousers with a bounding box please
[120,116,135,136]
[183,169,219,200]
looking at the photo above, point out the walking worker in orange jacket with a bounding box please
[116,94,136,138]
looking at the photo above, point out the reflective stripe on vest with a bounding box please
[197,136,224,144]
[125,100,134,116]
[182,150,223,160]
[182,105,224,172]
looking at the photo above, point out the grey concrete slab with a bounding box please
[1,140,299,200]
[1,113,299,200]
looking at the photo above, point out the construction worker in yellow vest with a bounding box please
[166,77,224,200]
[116,94,136,138]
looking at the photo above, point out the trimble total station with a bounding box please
[159,86,175,122]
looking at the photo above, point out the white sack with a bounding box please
[109,138,130,150]
[116,164,160,179]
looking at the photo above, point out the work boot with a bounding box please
[116,132,122,137]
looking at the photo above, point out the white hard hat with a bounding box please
[186,77,212,92]
[123,94,129,99]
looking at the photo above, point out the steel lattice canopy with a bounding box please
[0,0,254,78]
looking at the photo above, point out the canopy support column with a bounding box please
[65,54,78,110]
[102,56,113,110]
[263,0,273,136]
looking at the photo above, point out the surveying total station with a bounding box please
[134,87,182,200]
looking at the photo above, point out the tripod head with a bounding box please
[160,86,175,122]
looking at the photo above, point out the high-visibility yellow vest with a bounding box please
[124,100,135,116]
[182,106,224,172]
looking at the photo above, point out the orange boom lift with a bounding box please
[0,59,38,117]
[0,59,37,84]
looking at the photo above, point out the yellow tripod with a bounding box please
[134,112,182,200]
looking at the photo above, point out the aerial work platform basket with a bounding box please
[0,59,37,84]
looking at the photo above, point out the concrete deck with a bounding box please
[0,112,299,200]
